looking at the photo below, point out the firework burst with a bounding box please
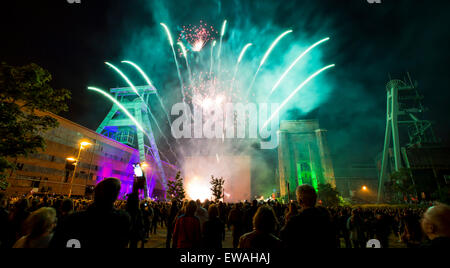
[178,20,218,53]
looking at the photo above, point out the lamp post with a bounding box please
[67,141,91,198]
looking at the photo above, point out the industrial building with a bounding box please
[5,111,177,199]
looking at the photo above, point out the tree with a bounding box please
[0,62,71,184]
[167,171,185,203]
[317,183,340,206]
[210,175,225,202]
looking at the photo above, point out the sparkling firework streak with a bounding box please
[247,30,293,97]
[231,43,253,91]
[268,37,330,96]
[87,86,147,133]
[121,60,173,126]
[261,64,335,130]
[177,42,192,81]
[105,62,178,159]
[210,40,216,76]
[161,23,186,101]
[217,20,227,75]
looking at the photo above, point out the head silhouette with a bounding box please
[94,178,121,208]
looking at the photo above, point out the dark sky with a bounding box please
[1,0,450,170]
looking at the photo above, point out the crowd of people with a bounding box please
[0,177,449,249]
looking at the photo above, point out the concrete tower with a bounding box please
[278,120,335,201]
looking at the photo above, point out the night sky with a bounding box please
[1,0,450,171]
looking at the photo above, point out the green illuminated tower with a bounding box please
[278,120,336,201]
[96,85,167,198]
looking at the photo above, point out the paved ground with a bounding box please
[143,226,405,248]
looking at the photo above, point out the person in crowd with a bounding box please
[401,210,423,248]
[13,207,57,248]
[151,202,160,235]
[202,204,225,248]
[141,201,151,241]
[50,178,131,248]
[126,193,145,248]
[6,198,30,248]
[0,192,9,248]
[285,202,298,223]
[238,205,281,249]
[166,201,179,248]
[420,203,450,248]
[228,203,244,248]
[60,199,74,223]
[374,213,391,248]
[195,199,209,232]
[172,200,201,248]
[280,184,335,248]
[347,209,365,248]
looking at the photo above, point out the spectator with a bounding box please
[420,204,450,248]
[0,192,9,248]
[13,207,57,248]
[195,199,209,232]
[202,204,225,248]
[166,201,179,248]
[239,205,281,249]
[347,209,365,248]
[126,193,145,248]
[280,184,335,248]
[50,178,131,248]
[172,200,201,248]
[228,203,244,248]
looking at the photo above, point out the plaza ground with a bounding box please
[143,226,406,248]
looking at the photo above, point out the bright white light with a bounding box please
[215,95,224,105]
[186,177,210,201]
[192,40,205,52]
[202,97,213,109]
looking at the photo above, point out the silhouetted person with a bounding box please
[166,201,179,248]
[420,204,450,248]
[13,207,56,248]
[0,192,9,248]
[172,200,201,248]
[202,204,225,248]
[6,198,30,248]
[228,203,244,248]
[126,193,145,248]
[51,178,131,248]
[239,205,282,249]
[280,184,335,248]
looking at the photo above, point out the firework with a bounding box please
[161,23,185,101]
[178,20,217,52]
[261,64,336,130]
[246,30,293,97]
[268,37,330,97]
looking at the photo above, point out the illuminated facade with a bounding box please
[5,112,177,199]
[278,120,335,200]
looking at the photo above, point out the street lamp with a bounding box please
[67,141,92,198]
[362,185,368,191]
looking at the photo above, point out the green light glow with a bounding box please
[121,60,154,88]
[296,163,304,186]
[269,37,330,96]
[105,62,140,97]
[261,64,335,130]
[87,86,147,134]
